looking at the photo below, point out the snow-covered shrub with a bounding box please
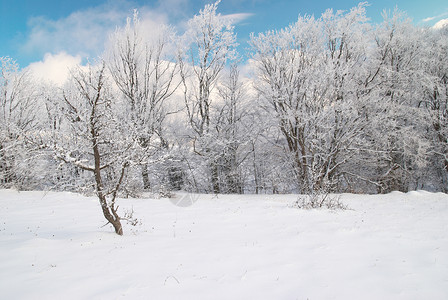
[292,190,347,210]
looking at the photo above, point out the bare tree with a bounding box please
[44,62,141,235]
[213,64,256,193]
[178,1,237,193]
[107,10,180,191]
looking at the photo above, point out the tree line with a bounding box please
[1,2,447,202]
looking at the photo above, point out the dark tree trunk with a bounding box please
[90,106,123,235]
[98,194,123,235]
[141,164,151,190]
[0,143,15,185]
[167,165,183,190]
[210,162,220,194]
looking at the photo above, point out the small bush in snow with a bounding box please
[122,207,140,227]
[292,191,347,210]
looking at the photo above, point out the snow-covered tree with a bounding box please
[0,57,38,188]
[107,10,180,192]
[43,62,145,235]
[178,1,237,193]
[211,63,256,193]
[359,9,429,192]
[420,25,448,191]
[250,3,371,193]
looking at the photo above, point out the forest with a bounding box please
[1,1,447,200]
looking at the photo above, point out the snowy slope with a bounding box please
[1,189,447,299]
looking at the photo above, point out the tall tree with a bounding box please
[179,1,237,193]
[213,64,254,193]
[250,3,370,193]
[362,10,429,192]
[107,10,180,191]
[421,26,448,191]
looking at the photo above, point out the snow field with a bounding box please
[1,189,447,299]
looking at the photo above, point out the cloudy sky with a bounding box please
[1,0,447,81]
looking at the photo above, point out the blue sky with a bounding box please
[1,0,447,69]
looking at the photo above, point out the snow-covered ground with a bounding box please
[1,189,447,299]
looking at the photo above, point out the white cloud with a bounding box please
[222,13,254,24]
[434,18,448,29]
[22,4,130,60]
[21,1,171,67]
[422,11,448,23]
[422,16,436,22]
[27,52,82,85]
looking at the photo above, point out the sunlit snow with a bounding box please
[1,190,447,299]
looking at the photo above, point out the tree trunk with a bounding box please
[252,142,259,194]
[0,143,15,186]
[141,164,151,190]
[210,162,220,194]
[91,111,123,235]
[167,165,183,190]
[98,195,123,235]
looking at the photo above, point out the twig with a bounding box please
[100,221,111,228]
[164,275,180,285]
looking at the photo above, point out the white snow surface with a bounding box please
[1,189,448,299]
